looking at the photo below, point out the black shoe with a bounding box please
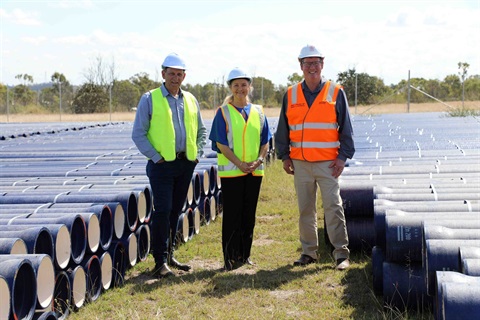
[243,258,255,266]
[293,254,316,266]
[336,258,350,270]
[169,257,192,272]
[152,263,174,278]
[223,259,235,271]
[223,259,244,271]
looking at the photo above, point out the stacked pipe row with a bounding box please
[0,118,277,320]
[0,121,226,320]
[337,112,480,317]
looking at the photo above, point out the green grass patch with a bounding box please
[68,160,432,320]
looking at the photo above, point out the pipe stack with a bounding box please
[338,112,480,316]
[0,117,277,319]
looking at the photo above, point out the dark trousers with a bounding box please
[221,174,263,265]
[147,159,196,265]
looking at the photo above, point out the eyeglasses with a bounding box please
[302,61,323,67]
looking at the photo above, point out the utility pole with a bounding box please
[407,70,411,113]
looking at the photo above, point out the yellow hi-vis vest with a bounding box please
[287,81,341,161]
[217,104,265,177]
[147,88,198,161]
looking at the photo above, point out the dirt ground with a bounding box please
[1,101,479,123]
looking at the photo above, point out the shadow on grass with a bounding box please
[129,263,333,298]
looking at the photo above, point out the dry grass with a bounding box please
[2,101,478,123]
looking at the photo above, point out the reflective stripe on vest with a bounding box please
[217,104,265,177]
[287,81,341,161]
[147,88,198,161]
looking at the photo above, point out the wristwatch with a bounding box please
[257,156,264,163]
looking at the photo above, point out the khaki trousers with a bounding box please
[292,159,349,260]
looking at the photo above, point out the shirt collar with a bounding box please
[301,78,325,94]
[161,83,183,98]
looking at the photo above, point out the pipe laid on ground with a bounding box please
[7,213,87,265]
[0,254,55,309]
[135,223,150,262]
[81,255,102,302]
[461,258,480,276]
[197,196,211,225]
[384,216,480,262]
[67,265,86,310]
[373,199,480,247]
[192,206,201,236]
[0,190,140,234]
[30,204,113,251]
[33,310,58,319]
[108,241,127,288]
[52,270,71,320]
[117,232,137,268]
[0,227,54,257]
[382,261,430,311]
[424,239,480,295]
[0,258,36,320]
[1,221,72,269]
[0,276,10,320]
[98,251,112,291]
[435,271,480,320]
[0,237,28,254]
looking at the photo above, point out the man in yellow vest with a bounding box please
[275,45,355,270]
[132,53,207,278]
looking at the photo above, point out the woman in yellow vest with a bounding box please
[209,67,272,271]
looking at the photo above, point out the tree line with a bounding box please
[1,58,478,115]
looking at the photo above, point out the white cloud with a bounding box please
[2,8,42,26]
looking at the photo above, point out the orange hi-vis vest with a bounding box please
[287,81,341,161]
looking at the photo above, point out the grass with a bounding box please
[66,160,433,320]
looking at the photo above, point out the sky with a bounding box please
[1,0,479,88]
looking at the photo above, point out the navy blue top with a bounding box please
[209,103,272,153]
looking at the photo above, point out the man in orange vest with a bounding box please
[275,44,355,270]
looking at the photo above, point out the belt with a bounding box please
[176,152,187,160]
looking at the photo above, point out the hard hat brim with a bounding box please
[227,77,252,85]
[162,65,186,70]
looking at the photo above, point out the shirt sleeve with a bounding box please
[208,108,228,153]
[261,115,272,146]
[274,93,291,161]
[336,89,355,161]
[131,92,163,163]
[195,98,208,158]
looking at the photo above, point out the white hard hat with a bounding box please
[161,52,186,70]
[298,44,324,60]
[226,67,252,85]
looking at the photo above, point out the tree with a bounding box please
[130,72,159,95]
[287,73,303,86]
[251,77,275,107]
[14,74,35,107]
[72,83,108,114]
[337,69,387,105]
[112,80,140,112]
[458,62,469,108]
[442,75,461,99]
[0,83,6,111]
[464,76,480,101]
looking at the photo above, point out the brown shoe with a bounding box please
[293,254,316,266]
[152,263,174,278]
[336,258,350,270]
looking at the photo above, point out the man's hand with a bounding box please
[282,159,295,175]
[329,158,345,178]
